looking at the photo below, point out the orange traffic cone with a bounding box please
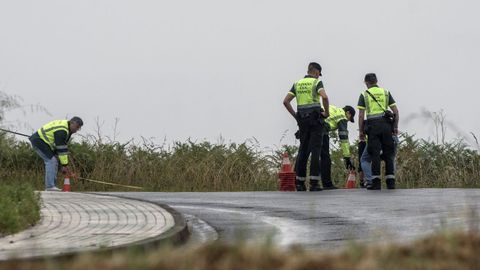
[278,152,295,191]
[345,170,356,189]
[62,175,71,192]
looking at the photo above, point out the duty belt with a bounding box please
[297,108,322,119]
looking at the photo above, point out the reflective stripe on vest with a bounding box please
[363,87,389,118]
[326,105,347,131]
[294,78,322,111]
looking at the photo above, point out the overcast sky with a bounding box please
[1,0,479,147]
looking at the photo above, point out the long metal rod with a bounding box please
[0,128,30,137]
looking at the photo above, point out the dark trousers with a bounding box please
[358,141,366,173]
[366,119,395,179]
[295,114,324,180]
[320,132,331,183]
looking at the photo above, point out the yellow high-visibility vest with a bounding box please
[38,120,70,165]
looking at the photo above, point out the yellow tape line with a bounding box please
[77,177,143,190]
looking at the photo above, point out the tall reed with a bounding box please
[0,131,478,191]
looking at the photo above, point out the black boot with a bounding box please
[367,178,381,190]
[322,180,338,190]
[359,172,366,188]
[386,178,396,189]
[296,180,306,192]
[359,180,366,188]
[309,180,323,191]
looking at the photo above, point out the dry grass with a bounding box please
[329,133,480,188]
[0,134,279,192]
[2,231,480,270]
[0,130,479,191]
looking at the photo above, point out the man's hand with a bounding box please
[283,94,297,119]
[344,157,355,170]
[321,111,329,118]
[359,132,366,141]
[393,128,399,136]
[61,166,71,175]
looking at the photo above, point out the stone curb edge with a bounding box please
[103,192,190,249]
[3,192,190,262]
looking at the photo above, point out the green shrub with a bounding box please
[0,182,41,236]
[0,131,478,191]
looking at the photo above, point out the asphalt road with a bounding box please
[105,189,480,250]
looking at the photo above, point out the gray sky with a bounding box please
[1,0,479,147]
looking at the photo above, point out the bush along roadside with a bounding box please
[0,131,479,191]
[0,182,41,236]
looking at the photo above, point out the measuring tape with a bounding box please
[76,176,143,190]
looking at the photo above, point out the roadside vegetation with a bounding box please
[0,90,478,191]
[0,182,41,236]
[0,129,479,191]
[1,230,479,270]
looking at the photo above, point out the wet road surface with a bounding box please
[106,189,480,250]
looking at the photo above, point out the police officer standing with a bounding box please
[357,73,399,190]
[321,105,356,189]
[283,62,329,191]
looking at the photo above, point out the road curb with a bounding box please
[104,193,190,249]
[1,192,190,263]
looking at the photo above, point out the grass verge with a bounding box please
[0,182,41,237]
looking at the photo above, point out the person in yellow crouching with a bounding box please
[29,117,83,191]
